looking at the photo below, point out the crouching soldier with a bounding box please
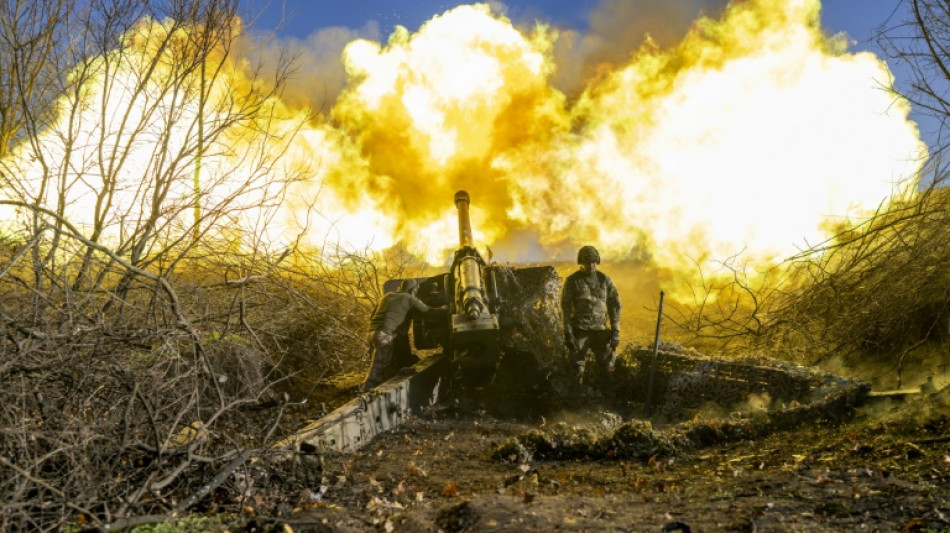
[561,245,622,391]
[363,279,448,390]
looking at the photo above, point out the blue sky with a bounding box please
[246,1,898,47]
[245,0,602,37]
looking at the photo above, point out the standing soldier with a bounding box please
[561,245,622,390]
[363,279,447,390]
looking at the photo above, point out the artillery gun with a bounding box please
[277,194,876,454]
[386,190,552,399]
[279,191,566,452]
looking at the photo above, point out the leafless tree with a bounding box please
[0,0,370,530]
[0,0,69,158]
[878,0,950,157]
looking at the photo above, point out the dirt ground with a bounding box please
[268,396,950,533]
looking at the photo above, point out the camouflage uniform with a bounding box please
[561,246,621,388]
[363,280,445,390]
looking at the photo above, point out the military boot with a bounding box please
[569,362,586,395]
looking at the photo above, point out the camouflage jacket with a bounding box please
[369,293,433,335]
[561,269,621,333]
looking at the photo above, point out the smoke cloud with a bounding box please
[281,0,925,272]
[1,0,927,280]
[241,22,382,111]
[550,0,729,96]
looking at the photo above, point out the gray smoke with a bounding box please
[240,22,382,111]
[548,0,729,96]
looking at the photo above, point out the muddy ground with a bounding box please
[264,396,950,533]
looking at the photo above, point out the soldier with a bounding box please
[561,245,622,390]
[362,279,447,390]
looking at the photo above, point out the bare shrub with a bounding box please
[767,177,950,380]
[267,244,432,398]
[668,171,949,389]
[0,0,369,530]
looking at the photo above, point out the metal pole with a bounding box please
[645,290,665,416]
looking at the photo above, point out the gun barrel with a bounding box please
[455,190,474,249]
[448,190,501,392]
[453,190,487,320]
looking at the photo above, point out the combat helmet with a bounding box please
[398,278,419,293]
[577,245,601,265]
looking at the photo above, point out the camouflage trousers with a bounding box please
[363,330,395,390]
[569,329,615,387]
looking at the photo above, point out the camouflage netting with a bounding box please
[478,266,574,410]
[494,344,871,461]
[613,342,856,417]
[491,265,564,361]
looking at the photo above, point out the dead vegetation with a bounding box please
[666,175,950,390]
[0,1,392,530]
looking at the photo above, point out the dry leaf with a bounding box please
[442,483,459,496]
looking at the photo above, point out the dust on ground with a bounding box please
[269,397,950,533]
